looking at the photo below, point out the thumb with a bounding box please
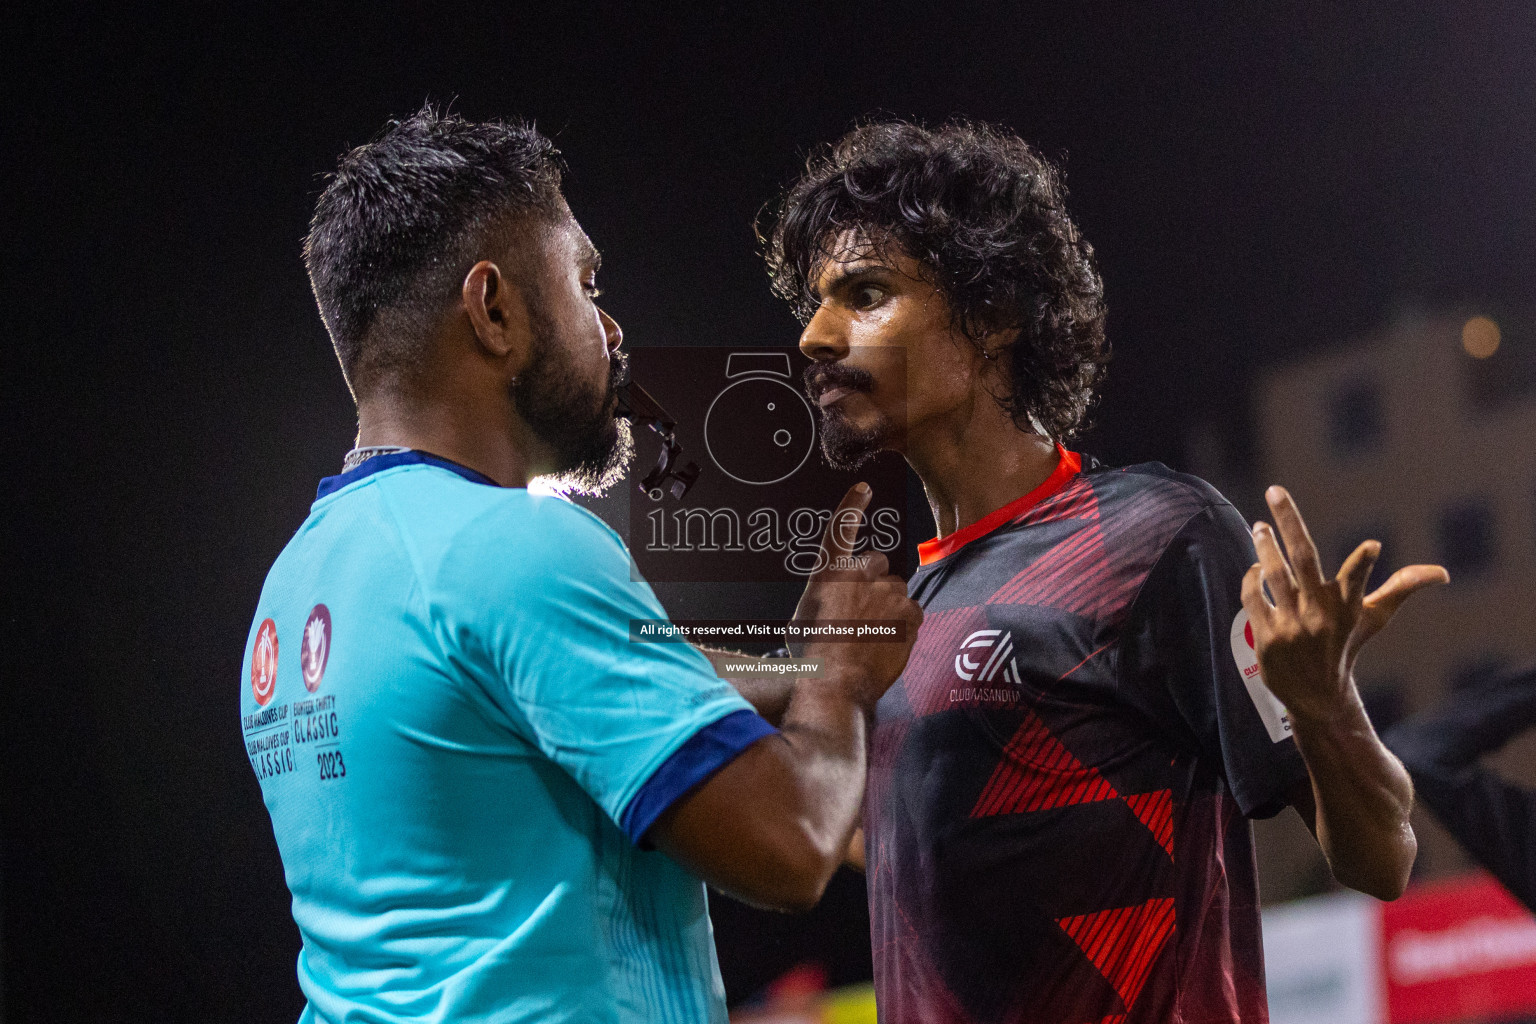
[1363,564,1451,618]
[1354,564,1450,649]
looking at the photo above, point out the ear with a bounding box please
[977,326,1020,364]
[974,327,1021,390]
[461,260,535,373]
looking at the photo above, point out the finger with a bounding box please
[1240,563,1275,631]
[1252,521,1298,613]
[1337,539,1381,608]
[815,483,872,574]
[1265,486,1326,592]
[1351,564,1450,657]
[1363,564,1450,619]
[861,551,890,580]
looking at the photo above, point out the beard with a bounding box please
[804,363,890,471]
[511,321,634,496]
[820,412,889,470]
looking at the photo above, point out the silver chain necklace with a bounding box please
[341,445,412,472]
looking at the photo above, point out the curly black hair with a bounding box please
[762,119,1109,440]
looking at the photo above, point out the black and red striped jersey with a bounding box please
[865,449,1308,1024]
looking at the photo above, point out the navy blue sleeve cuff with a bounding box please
[619,709,778,844]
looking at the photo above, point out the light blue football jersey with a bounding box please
[240,451,774,1023]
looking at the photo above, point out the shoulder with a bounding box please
[452,490,628,579]
[1052,460,1241,554]
[1103,466,1257,624]
[1086,461,1231,525]
[365,469,631,590]
[1067,463,1253,623]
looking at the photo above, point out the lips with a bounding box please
[806,363,875,411]
[818,386,854,408]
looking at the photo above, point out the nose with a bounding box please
[599,307,623,355]
[799,304,848,364]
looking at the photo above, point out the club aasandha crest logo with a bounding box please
[251,618,279,707]
[1229,609,1293,743]
[955,629,1023,686]
[301,604,331,693]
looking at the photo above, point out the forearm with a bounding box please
[1291,689,1417,900]
[772,675,871,864]
[650,483,918,912]
[648,669,871,912]
[696,645,797,725]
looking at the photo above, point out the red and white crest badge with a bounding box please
[251,618,279,706]
[1230,609,1292,742]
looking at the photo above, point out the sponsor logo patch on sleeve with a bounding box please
[1230,609,1292,742]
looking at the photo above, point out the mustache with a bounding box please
[803,363,876,404]
[606,350,630,406]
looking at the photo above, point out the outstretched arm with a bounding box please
[696,647,797,725]
[1384,667,1536,911]
[1244,486,1447,901]
[650,485,921,911]
[1387,665,1536,771]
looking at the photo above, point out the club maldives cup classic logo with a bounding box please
[251,618,279,707]
[301,604,331,693]
[1229,609,1293,743]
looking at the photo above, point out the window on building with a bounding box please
[1332,525,1393,592]
[1448,653,1506,694]
[1326,379,1384,458]
[1436,497,1496,578]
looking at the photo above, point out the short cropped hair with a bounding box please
[763,120,1109,440]
[303,105,564,394]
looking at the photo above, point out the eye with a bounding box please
[853,284,886,310]
[584,281,603,299]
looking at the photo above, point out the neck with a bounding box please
[903,396,1062,540]
[354,391,546,489]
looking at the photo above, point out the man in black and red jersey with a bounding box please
[762,120,1446,1023]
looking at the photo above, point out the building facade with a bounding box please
[1249,312,1536,891]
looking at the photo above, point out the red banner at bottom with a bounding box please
[1382,873,1536,1024]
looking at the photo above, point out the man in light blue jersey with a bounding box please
[241,106,922,1023]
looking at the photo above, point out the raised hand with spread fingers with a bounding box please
[1243,485,1448,900]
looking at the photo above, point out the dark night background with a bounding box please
[5,4,1535,1021]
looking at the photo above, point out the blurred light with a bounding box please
[1461,315,1501,358]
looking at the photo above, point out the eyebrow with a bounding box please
[577,237,602,273]
[813,259,888,300]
